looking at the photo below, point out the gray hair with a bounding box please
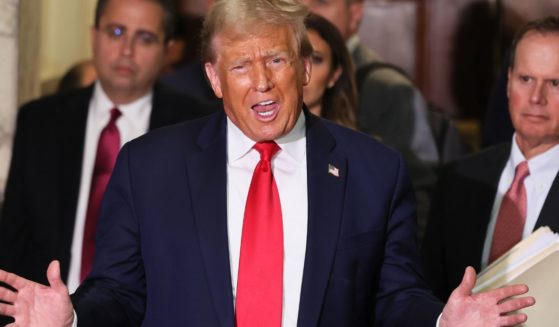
[200,0,312,63]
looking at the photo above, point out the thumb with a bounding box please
[454,266,477,297]
[46,260,66,290]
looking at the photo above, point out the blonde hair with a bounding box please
[201,0,312,63]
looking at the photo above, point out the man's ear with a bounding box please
[163,39,175,55]
[303,57,312,86]
[348,1,364,37]
[204,62,223,98]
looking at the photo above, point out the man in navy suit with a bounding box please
[0,0,534,326]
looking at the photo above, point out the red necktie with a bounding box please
[80,108,122,281]
[236,141,283,327]
[489,161,530,263]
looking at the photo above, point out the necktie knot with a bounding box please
[109,108,122,124]
[254,141,280,162]
[513,161,530,185]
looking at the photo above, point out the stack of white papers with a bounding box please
[473,226,559,326]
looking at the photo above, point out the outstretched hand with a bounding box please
[0,260,74,327]
[440,266,535,327]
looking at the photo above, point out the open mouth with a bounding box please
[252,100,279,121]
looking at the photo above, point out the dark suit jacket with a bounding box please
[352,42,438,244]
[0,83,215,285]
[421,143,559,301]
[72,110,443,326]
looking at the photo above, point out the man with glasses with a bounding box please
[0,0,213,305]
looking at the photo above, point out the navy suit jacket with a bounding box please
[72,110,443,326]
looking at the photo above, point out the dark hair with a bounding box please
[94,0,176,41]
[510,16,559,68]
[304,13,358,129]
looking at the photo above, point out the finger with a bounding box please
[454,266,477,297]
[0,302,16,316]
[46,260,65,291]
[0,285,17,303]
[499,312,528,326]
[498,296,535,313]
[483,284,529,302]
[0,269,28,290]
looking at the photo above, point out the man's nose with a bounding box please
[530,82,547,106]
[120,34,135,57]
[252,63,273,92]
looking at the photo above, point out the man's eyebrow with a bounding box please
[263,50,290,57]
[230,57,252,66]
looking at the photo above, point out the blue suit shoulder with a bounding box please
[320,118,405,166]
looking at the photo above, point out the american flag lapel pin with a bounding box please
[328,164,340,177]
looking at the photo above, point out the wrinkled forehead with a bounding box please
[211,23,299,58]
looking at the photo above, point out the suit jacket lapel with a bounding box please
[57,86,93,278]
[535,172,559,232]
[297,113,346,326]
[185,111,234,327]
[469,145,511,268]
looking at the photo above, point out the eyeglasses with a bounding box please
[100,24,162,47]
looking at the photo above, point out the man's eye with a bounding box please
[106,26,124,38]
[520,76,531,82]
[231,65,247,72]
[550,80,559,87]
[269,57,286,67]
[136,32,158,45]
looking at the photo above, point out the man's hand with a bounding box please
[0,260,74,327]
[440,266,535,327]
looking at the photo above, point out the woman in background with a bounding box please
[304,13,358,129]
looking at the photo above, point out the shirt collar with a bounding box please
[511,133,559,174]
[91,81,153,120]
[227,110,306,164]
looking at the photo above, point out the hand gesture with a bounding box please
[440,266,535,327]
[0,260,74,327]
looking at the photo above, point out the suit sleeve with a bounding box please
[421,166,455,302]
[72,144,145,327]
[373,154,444,326]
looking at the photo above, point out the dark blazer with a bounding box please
[352,42,439,244]
[421,143,559,301]
[0,83,215,285]
[72,110,443,326]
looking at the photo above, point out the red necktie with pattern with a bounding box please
[80,108,122,281]
[489,161,530,264]
[236,141,283,327]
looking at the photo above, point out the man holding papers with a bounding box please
[422,16,559,301]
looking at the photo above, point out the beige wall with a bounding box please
[0,0,19,197]
[40,0,96,85]
[0,0,96,198]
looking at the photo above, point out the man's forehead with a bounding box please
[213,26,297,57]
[98,0,165,32]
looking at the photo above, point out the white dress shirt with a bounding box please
[67,82,153,293]
[226,111,308,326]
[481,135,559,268]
